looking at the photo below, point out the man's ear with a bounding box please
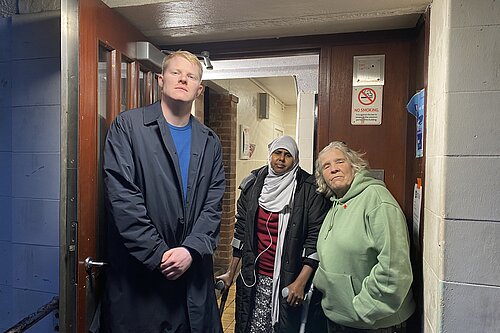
[196,84,205,97]
[157,74,164,88]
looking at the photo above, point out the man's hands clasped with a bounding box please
[160,247,193,280]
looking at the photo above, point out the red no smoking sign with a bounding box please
[351,85,383,125]
[358,87,376,105]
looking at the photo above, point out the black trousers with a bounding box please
[327,320,406,333]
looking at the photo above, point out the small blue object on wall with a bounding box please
[406,89,425,158]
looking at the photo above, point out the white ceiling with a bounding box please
[103,0,430,46]
[253,77,298,106]
[202,55,319,105]
[103,0,430,106]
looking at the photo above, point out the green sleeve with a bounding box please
[352,202,413,324]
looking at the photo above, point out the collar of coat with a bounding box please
[142,101,185,125]
[142,101,209,136]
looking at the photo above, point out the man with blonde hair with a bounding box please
[101,50,225,332]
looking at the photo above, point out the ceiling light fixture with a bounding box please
[200,51,213,70]
[162,49,214,70]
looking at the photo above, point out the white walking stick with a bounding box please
[282,283,315,333]
[299,283,315,333]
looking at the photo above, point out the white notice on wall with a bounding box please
[351,85,383,125]
[412,181,422,246]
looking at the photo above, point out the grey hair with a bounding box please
[314,141,369,198]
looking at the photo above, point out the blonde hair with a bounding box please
[314,141,369,198]
[161,50,203,81]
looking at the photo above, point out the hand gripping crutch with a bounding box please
[215,279,230,318]
[299,283,315,333]
[282,283,315,333]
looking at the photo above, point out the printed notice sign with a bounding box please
[412,179,423,248]
[406,89,425,158]
[351,85,383,125]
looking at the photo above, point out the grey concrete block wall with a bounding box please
[446,92,500,156]
[18,0,60,14]
[443,157,500,221]
[443,219,500,286]
[425,0,500,332]
[441,282,500,332]
[0,12,60,332]
[0,0,16,17]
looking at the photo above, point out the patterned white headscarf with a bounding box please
[258,135,299,212]
[257,135,299,326]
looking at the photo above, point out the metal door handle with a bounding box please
[84,257,109,273]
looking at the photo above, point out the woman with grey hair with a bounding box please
[313,141,415,333]
[217,135,330,333]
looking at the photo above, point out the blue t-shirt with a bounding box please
[168,120,192,203]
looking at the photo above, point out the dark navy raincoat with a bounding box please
[101,101,225,333]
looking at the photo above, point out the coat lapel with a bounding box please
[186,117,209,210]
[143,103,210,218]
[143,102,184,197]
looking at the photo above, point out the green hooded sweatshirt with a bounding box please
[313,170,415,329]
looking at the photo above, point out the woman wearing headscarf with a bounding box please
[217,135,330,333]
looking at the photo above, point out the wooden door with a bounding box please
[317,40,413,216]
[73,0,160,331]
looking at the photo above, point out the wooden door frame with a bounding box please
[61,0,157,331]
[78,1,147,331]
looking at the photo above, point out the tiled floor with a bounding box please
[217,286,236,333]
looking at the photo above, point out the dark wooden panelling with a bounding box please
[319,41,411,211]
[318,34,425,333]
[109,50,121,123]
[164,29,416,60]
[317,47,332,160]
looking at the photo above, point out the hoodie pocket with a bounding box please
[314,266,360,322]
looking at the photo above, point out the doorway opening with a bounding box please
[200,54,319,275]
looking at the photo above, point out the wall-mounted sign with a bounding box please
[353,55,385,86]
[351,55,385,126]
[412,178,423,248]
[351,85,383,125]
[406,89,425,158]
[239,125,251,159]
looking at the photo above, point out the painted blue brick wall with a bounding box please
[0,12,60,332]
